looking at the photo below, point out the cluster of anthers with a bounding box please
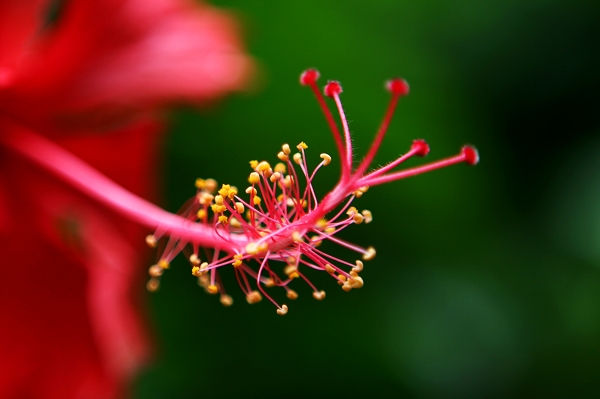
[145,69,479,315]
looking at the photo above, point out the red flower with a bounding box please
[0,0,252,398]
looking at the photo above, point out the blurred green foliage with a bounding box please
[135,0,600,398]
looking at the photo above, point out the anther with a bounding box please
[235,202,245,213]
[278,151,288,161]
[207,285,219,294]
[253,196,262,205]
[148,265,163,277]
[191,266,201,276]
[147,278,160,292]
[353,260,364,272]
[297,142,308,150]
[277,304,289,316]
[320,153,332,165]
[293,153,302,165]
[189,254,201,266]
[325,264,335,274]
[220,295,233,307]
[287,290,298,300]
[462,145,479,165]
[313,290,326,300]
[324,81,342,97]
[248,172,260,184]
[341,282,353,292]
[245,186,257,195]
[215,195,224,205]
[300,69,320,85]
[145,235,157,248]
[249,160,258,169]
[274,163,286,173]
[282,144,291,155]
[270,172,281,183]
[351,276,364,289]
[363,247,376,261]
[246,290,262,304]
[204,179,218,193]
[257,161,271,172]
[361,210,373,224]
[158,259,170,269]
[386,78,410,96]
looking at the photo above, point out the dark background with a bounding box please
[135,0,600,397]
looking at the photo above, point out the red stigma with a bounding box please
[462,146,479,165]
[411,139,430,156]
[324,81,343,97]
[300,69,320,85]
[386,78,409,96]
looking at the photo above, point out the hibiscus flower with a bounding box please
[0,0,252,398]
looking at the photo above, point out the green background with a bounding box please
[135,0,600,397]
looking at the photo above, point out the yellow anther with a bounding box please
[362,210,373,224]
[316,218,328,228]
[253,196,262,206]
[312,290,326,300]
[286,290,298,300]
[277,304,289,316]
[248,172,260,184]
[148,265,163,277]
[191,266,201,276]
[158,259,170,269]
[346,207,357,216]
[270,172,281,183]
[278,151,289,161]
[341,282,353,292]
[211,204,226,213]
[218,215,228,224]
[297,141,308,150]
[146,278,160,292]
[282,143,291,155]
[325,264,335,274]
[145,234,157,248]
[353,190,363,198]
[282,175,293,188]
[351,276,364,289]
[293,153,302,165]
[245,186,257,195]
[359,186,369,193]
[234,202,245,213]
[277,194,284,203]
[246,290,262,304]
[350,271,359,278]
[200,262,209,272]
[263,278,275,287]
[292,231,303,242]
[310,235,322,247]
[228,186,238,199]
[246,242,259,255]
[196,209,207,220]
[338,274,347,282]
[353,260,364,272]
[230,217,241,228]
[363,246,376,261]
[284,265,300,279]
[353,213,364,224]
[204,179,218,193]
[215,195,224,205]
[220,295,233,307]
[207,285,218,294]
[257,161,271,172]
[195,178,206,189]
[198,274,209,287]
[249,160,258,169]
[320,153,332,165]
[232,254,243,268]
[274,162,287,173]
[218,184,231,197]
[199,193,214,205]
[325,227,336,234]
[189,254,201,266]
